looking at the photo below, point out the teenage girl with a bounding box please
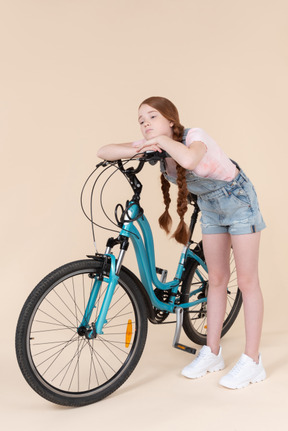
[97,96,266,389]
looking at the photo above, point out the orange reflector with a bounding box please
[177,344,185,350]
[204,325,207,329]
[125,319,133,348]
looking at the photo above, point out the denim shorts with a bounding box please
[197,170,266,235]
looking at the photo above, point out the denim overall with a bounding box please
[160,129,266,235]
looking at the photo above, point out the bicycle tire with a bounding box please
[181,246,242,345]
[15,259,148,407]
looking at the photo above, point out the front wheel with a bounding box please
[181,246,242,345]
[15,259,148,407]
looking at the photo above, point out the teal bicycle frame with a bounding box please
[79,198,207,338]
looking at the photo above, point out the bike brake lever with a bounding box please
[96,160,112,168]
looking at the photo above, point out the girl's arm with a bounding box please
[135,135,206,170]
[97,142,139,161]
[97,139,162,161]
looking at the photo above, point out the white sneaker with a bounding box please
[181,345,225,379]
[219,353,266,389]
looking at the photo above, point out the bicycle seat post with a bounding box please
[188,200,200,243]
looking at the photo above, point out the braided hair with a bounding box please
[139,97,190,245]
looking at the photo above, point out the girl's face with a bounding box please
[138,104,173,140]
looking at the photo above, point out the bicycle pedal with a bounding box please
[174,343,196,355]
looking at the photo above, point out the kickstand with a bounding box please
[172,307,196,354]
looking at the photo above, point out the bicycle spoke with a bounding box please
[35,308,76,333]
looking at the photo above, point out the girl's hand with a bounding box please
[134,135,170,153]
[134,140,163,153]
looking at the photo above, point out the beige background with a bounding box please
[1,0,287,430]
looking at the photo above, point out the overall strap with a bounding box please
[230,158,241,170]
[181,128,191,144]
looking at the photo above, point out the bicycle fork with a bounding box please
[78,233,130,339]
[78,253,121,339]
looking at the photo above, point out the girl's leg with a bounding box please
[230,232,263,362]
[181,231,265,383]
[202,233,232,355]
[181,233,230,379]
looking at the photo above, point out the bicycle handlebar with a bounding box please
[117,150,169,174]
[82,151,170,239]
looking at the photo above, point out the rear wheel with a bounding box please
[15,259,148,407]
[182,246,242,345]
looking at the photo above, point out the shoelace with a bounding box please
[193,348,211,364]
[228,357,250,376]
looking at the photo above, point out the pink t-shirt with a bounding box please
[185,128,236,180]
[133,128,236,181]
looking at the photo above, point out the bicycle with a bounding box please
[15,152,242,407]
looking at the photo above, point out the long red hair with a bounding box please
[139,97,190,245]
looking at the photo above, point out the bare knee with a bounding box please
[237,274,260,294]
[208,271,231,289]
